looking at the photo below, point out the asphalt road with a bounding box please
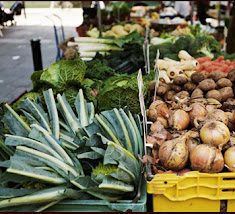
[0,8,83,103]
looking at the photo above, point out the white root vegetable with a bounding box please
[184,70,196,78]
[159,70,171,84]
[178,50,194,61]
[179,60,200,71]
[167,67,180,79]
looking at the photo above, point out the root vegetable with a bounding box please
[206,98,222,112]
[151,95,163,103]
[225,98,235,105]
[224,147,235,172]
[156,86,167,95]
[200,121,230,150]
[159,134,189,170]
[148,100,171,121]
[184,70,196,79]
[178,50,194,61]
[205,90,222,102]
[183,82,197,92]
[209,70,226,82]
[216,78,233,89]
[167,68,180,79]
[173,74,188,85]
[169,84,181,92]
[188,103,207,125]
[155,116,168,128]
[191,71,210,84]
[206,109,229,125]
[227,69,235,82]
[191,88,204,99]
[218,87,234,102]
[168,109,190,131]
[198,79,216,91]
[172,91,190,102]
[159,70,171,84]
[186,138,200,153]
[226,112,235,131]
[190,144,224,173]
[164,90,176,101]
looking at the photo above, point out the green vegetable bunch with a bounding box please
[0,88,144,211]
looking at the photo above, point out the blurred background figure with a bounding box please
[174,1,190,20]
[197,1,210,25]
[227,1,235,54]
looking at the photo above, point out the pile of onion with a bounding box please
[200,121,230,150]
[190,144,224,173]
[206,109,229,125]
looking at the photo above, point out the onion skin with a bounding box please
[156,116,168,128]
[224,147,235,172]
[200,121,230,150]
[168,109,190,131]
[189,103,207,125]
[190,144,224,173]
[206,109,229,125]
[159,137,188,171]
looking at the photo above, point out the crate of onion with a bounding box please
[144,68,235,212]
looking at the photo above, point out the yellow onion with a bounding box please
[147,100,171,121]
[186,138,200,153]
[168,109,190,131]
[156,115,168,128]
[226,112,235,131]
[159,134,189,171]
[206,109,229,125]
[224,147,235,172]
[188,103,207,126]
[190,144,224,173]
[206,98,222,112]
[200,121,230,150]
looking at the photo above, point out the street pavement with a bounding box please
[0,8,83,103]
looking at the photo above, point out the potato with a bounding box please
[198,79,216,91]
[191,71,210,84]
[164,90,176,101]
[205,90,222,102]
[227,69,235,82]
[191,88,204,99]
[218,87,234,102]
[216,78,233,89]
[169,84,181,92]
[173,75,188,85]
[156,86,167,95]
[209,70,226,82]
[172,91,190,102]
[151,95,163,103]
[183,82,197,92]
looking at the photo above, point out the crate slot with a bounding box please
[222,189,235,192]
[223,178,235,181]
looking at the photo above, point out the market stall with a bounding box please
[0,1,235,212]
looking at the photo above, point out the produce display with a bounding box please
[2,10,235,211]
[146,67,235,175]
[0,88,143,211]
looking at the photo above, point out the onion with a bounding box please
[200,121,230,150]
[206,98,222,112]
[226,112,235,131]
[190,144,224,173]
[168,109,190,131]
[159,132,191,170]
[186,138,200,153]
[156,116,168,128]
[188,103,207,125]
[147,100,171,121]
[224,147,235,172]
[206,109,229,125]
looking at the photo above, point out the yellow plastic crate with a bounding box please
[147,171,235,212]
